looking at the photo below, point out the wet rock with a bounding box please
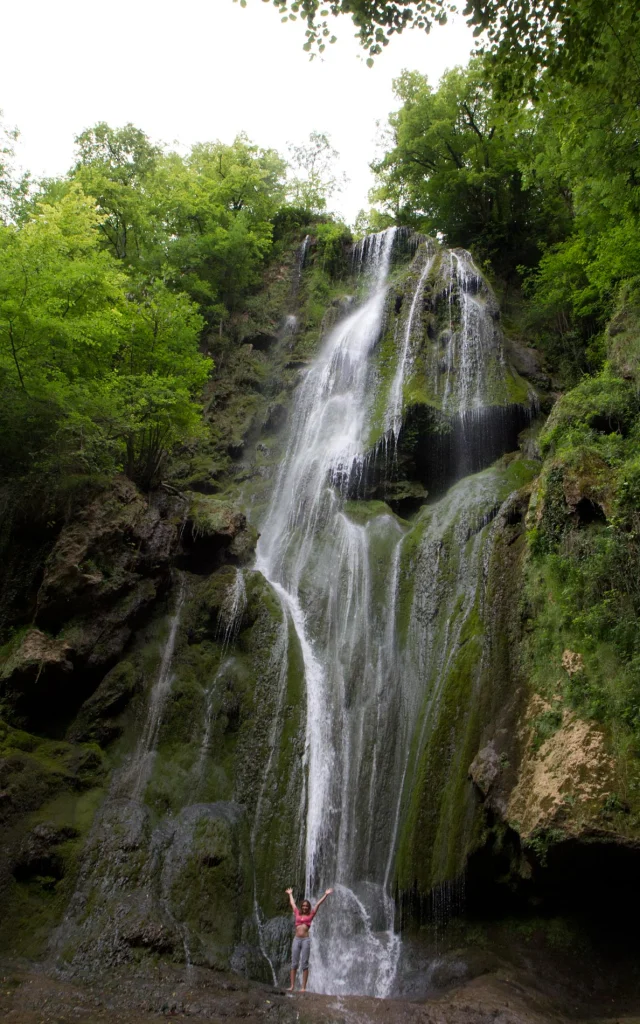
[0,478,179,736]
[68,660,143,745]
[121,920,177,954]
[263,401,288,432]
[469,743,501,797]
[505,338,551,391]
[12,822,79,883]
[180,493,258,573]
[36,477,176,629]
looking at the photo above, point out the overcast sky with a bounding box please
[1,0,474,223]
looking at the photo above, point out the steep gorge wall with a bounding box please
[1,228,639,985]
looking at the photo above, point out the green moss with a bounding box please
[540,367,638,457]
[531,707,564,751]
[395,596,486,893]
[168,813,246,968]
[187,493,244,539]
[607,278,640,380]
[393,460,540,899]
[0,724,106,956]
[522,367,640,832]
[342,500,405,526]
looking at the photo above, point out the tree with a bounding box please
[161,135,287,317]
[371,61,570,277]
[0,112,30,223]
[287,131,346,214]
[0,186,210,487]
[72,122,162,263]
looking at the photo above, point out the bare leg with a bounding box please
[300,969,309,992]
[287,969,296,992]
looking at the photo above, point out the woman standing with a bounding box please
[285,886,333,992]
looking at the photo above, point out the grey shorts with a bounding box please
[291,935,311,971]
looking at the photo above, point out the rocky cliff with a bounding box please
[1,228,639,995]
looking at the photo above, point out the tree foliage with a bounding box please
[371,60,571,277]
[287,131,346,214]
[0,185,209,488]
[249,0,639,96]
[0,118,344,493]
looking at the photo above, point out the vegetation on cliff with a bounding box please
[1,0,640,976]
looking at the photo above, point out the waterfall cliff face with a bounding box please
[253,230,536,994]
[40,230,536,991]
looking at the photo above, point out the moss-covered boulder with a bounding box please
[179,494,258,573]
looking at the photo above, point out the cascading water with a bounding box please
[52,228,536,986]
[256,229,405,995]
[254,229,535,996]
[385,243,436,443]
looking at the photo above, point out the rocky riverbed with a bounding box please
[0,957,638,1024]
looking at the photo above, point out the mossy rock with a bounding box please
[607,277,640,382]
[68,660,142,746]
[342,500,407,527]
[182,494,258,571]
[540,369,639,457]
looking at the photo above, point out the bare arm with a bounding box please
[285,887,298,913]
[313,888,334,912]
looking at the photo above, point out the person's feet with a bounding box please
[286,986,294,993]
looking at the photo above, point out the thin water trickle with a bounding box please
[217,568,247,653]
[127,577,186,801]
[195,656,234,791]
[385,246,436,443]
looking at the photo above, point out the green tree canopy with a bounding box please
[0,185,209,487]
[287,131,346,214]
[65,127,288,325]
[371,61,570,277]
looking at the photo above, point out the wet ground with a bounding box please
[1,958,638,1024]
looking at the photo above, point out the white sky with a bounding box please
[1,0,474,224]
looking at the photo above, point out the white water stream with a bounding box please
[252,231,529,995]
[256,230,404,995]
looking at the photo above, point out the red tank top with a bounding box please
[294,908,316,928]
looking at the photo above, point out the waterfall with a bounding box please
[256,228,404,996]
[251,226,537,996]
[49,229,537,984]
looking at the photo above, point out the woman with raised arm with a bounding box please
[285,886,333,992]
